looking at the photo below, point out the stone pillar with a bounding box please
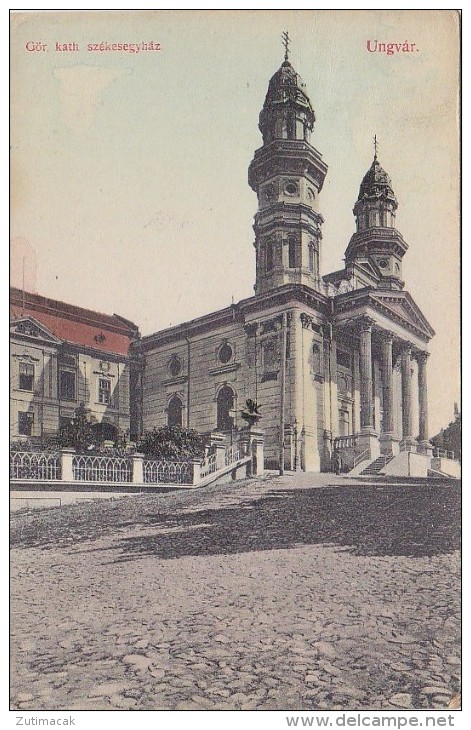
[249,427,264,476]
[60,448,75,482]
[214,443,227,470]
[401,344,417,451]
[352,350,361,436]
[359,317,374,431]
[381,333,394,433]
[132,452,145,484]
[357,317,380,458]
[417,351,433,456]
[191,459,201,485]
[284,424,295,471]
[379,333,400,455]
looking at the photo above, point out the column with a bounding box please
[352,350,361,436]
[381,333,394,433]
[401,344,416,451]
[417,351,433,455]
[357,317,380,459]
[359,317,374,431]
[379,333,400,455]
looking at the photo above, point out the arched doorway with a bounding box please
[217,385,235,432]
[167,395,183,428]
[91,421,118,443]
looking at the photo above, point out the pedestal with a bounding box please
[357,431,380,460]
[379,433,400,456]
[417,440,434,457]
[400,437,417,453]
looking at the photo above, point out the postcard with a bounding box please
[10,9,461,721]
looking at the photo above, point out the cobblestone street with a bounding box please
[10,473,460,712]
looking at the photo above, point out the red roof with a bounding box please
[10,288,138,357]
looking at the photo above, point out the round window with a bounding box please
[169,356,182,377]
[219,343,233,364]
[378,259,388,269]
[285,182,298,195]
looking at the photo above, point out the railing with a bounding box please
[432,448,455,460]
[143,460,192,485]
[225,444,241,466]
[10,451,61,480]
[11,430,264,487]
[200,452,217,479]
[333,435,358,451]
[353,449,370,468]
[72,454,132,483]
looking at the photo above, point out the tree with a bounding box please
[138,426,205,461]
[431,407,461,461]
[59,403,95,452]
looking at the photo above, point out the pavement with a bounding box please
[10,471,461,711]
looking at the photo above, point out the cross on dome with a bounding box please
[282,30,290,61]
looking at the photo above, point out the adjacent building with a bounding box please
[10,287,142,442]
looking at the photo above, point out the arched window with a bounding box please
[288,238,296,268]
[266,242,274,272]
[309,244,314,273]
[167,395,183,428]
[312,343,322,373]
[217,385,235,431]
[286,111,296,140]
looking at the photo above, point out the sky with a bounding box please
[10,9,460,436]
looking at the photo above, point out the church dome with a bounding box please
[259,60,315,143]
[357,157,397,205]
[265,61,312,106]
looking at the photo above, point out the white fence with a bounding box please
[73,454,132,483]
[10,451,61,481]
[143,460,192,485]
[10,437,258,487]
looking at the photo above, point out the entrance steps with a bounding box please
[359,453,394,476]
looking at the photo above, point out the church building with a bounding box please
[140,48,435,472]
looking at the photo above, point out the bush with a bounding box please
[138,426,205,461]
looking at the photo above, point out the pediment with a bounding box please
[353,259,381,280]
[370,291,435,339]
[10,317,62,345]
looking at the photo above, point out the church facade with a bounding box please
[140,54,435,472]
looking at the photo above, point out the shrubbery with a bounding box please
[138,426,205,461]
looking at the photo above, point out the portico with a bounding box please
[332,292,434,469]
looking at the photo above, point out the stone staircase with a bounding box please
[359,453,394,476]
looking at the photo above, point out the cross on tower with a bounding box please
[282,31,290,61]
[374,134,379,160]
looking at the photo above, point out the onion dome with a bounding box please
[259,60,315,144]
[357,156,398,208]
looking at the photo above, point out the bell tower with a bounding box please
[248,36,328,295]
[345,139,408,290]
